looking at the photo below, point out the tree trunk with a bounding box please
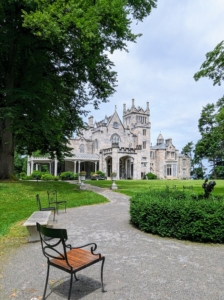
[0,118,14,179]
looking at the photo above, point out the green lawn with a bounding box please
[0,181,108,238]
[1,179,224,244]
[86,179,224,197]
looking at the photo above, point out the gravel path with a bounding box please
[1,184,224,300]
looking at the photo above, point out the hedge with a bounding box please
[59,171,78,180]
[130,190,224,243]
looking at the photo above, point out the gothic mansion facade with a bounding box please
[27,99,190,179]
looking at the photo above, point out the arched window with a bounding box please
[111,134,120,146]
[79,144,84,153]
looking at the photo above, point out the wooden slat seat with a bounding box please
[51,248,102,271]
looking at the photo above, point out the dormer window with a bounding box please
[113,122,118,129]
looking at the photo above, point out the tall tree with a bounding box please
[0,0,157,179]
[194,42,224,179]
[194,103,224,179]
[181,141,206,179]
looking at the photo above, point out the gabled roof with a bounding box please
[151,143,166,150]
[107,110,125,130]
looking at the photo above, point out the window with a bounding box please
[167,164,172,175]
[150,151,154,159]
[143,141,146,149]
[143,129,146,136]
[113,122,118,129]
[111,134,120,146]
[166,164,177,176]
[79,144,84,153]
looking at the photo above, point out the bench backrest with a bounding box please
[47,190,57,205]
[36,222,71,267]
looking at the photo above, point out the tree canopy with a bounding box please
[194,40,224,178]
[0,0,157,179]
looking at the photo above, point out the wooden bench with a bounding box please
[23,211,51,242]
[183,185,193,190]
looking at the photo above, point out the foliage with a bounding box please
[181,142,206,179]
[59,171,77,180]
[130,190,224,243]
[146,172,157,179]
[194,41,224,179]
[96,170,106,177]
[14,152,27,176]
[30,170,49,180]
[20,172,27,180]
[194,41,224,86]
[41,174,59,181]
[0,0,157,179]
[0,181,108,237]
[194,101,224,179]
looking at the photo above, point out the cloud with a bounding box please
[85,0,224,159]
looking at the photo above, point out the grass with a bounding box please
[0,180,108,238]
[85,179,224,197]
[1,179,224,257]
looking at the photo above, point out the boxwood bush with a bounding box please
[130,190,224,243]
[59,171,78,180]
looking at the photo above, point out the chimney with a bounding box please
[146,102,149,111]
[132,98,135,107]
[88,116,94,126]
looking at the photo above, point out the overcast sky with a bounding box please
[85,0,224,154]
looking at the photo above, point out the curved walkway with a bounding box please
[1,185,224,300]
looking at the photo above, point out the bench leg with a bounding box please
[68,273,73,300]
[101,257,106,292]
[43,263,50,300]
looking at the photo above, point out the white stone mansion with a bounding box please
[27,99,191,179]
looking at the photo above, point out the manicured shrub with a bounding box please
[20,172,27,180]
[41,174,54,180]
[41,174,59,181]
[130,190,224,243]
[30,170,49,180]
[146,172,157,179]
[59,171,76,180]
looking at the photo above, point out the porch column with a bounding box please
[74,161,77,174]
[30,159,34,174]
[49,162,51,174]
[95,161,97,172]
[54,158,58,176]
[125,159,128,179]
[35,164,38,171]
[78,161,81,184]
[27,159,31,176]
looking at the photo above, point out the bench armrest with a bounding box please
[66,242,101,257]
